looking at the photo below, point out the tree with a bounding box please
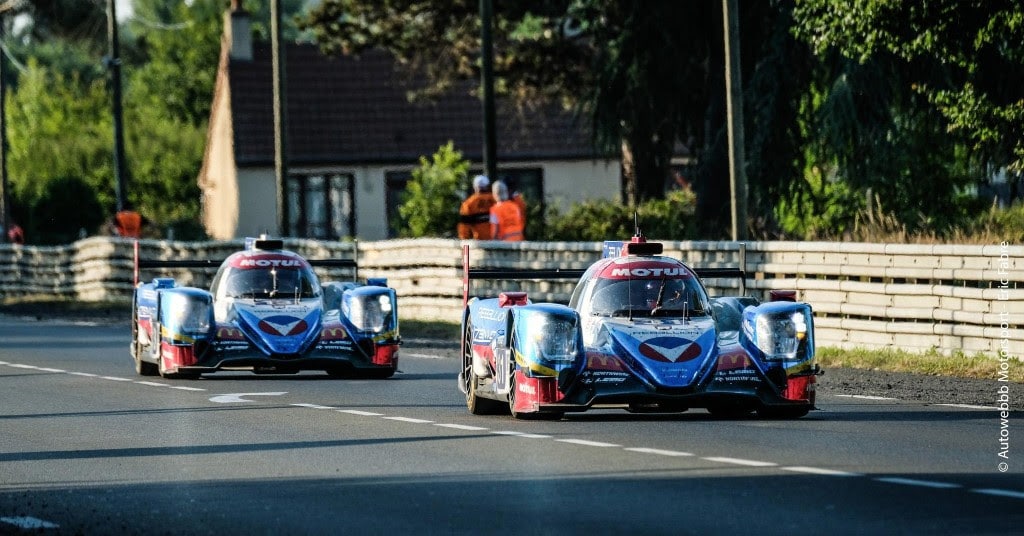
[792,0,1024,172]
[395,142,469,238]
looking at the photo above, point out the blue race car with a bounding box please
[131,237,400,379]
[459,233,820,419]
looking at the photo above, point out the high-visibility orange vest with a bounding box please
[458,193,496,239]
[115,210,142,238]
[490,201,524,241]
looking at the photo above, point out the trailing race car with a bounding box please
[131,236,400,379]
[459,233,820,419]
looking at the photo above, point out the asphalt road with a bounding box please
[1,317,1021,535]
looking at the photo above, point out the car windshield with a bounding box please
[590,277,707,317]
[225,267,321,299]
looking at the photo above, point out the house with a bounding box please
[198,4,623,241]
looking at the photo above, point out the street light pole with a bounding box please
[722,0,747,241]
[107,0,129,213]
[479,0,497,182]
[0,22,9,242]
[271,0,289,237]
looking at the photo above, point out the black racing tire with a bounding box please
[131,305,158,377]
[464,320,504,415]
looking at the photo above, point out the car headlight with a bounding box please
[526,315,578,363]
[753,311,807,360]
[166,293,212,335]
[346,293,393,333]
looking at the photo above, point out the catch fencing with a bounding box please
[0,236,1020,358]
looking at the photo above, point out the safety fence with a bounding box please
[0,236,1021,358]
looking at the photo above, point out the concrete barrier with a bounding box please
[1,236,1020,358]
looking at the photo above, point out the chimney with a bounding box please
[225,0,253,61]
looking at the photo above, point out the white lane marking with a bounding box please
[782,466,862,477]
[37,367,65,373]
[383,416,434,424]
[556,439,621,448]
[135,381,170,387]
[434,423,489,431]
[934,403,996,410]
[702,456,777,467]
[338,409,384,417]
[971,488,1024,500]
[490,430,552,439]
[834,394,898,401]
[624,447,693,457]
[401,352,445,359]
[292,403,336,410]
[209,392,287,404]
[100,376,133,382]
[8,363,37,369]
[0,516,59,529]
[0,360,8,365]
[874,477,961,489]
[169,386,206,392]
[67,372,98,377]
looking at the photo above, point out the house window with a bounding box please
[384,171,411,238]
[287,173,355,239]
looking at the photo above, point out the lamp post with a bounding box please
[271,0,289,237]
[479,0,497,182]
[722,0,747,241]
[106,0,129,213]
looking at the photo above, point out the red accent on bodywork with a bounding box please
[320,324,349,340]
[511,371,560,414]
[216,325,245,340]
[770,290,797,302]
[716,350,752,371]
[499,292,528,307]
[585,351,627,371]
[160,342,197,372]
[784,374,816,403]
[373,343,399,366]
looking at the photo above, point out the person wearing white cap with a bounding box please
[457,175,496,239]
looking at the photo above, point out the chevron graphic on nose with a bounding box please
[639,337,702,363]
[258,315,308,336]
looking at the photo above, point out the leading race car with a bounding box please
[131,236,400,379]
[459,233,821,419]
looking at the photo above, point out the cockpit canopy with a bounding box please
[224,267,320,299]
[213,251,322,300]
[573,257,710,318]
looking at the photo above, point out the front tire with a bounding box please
[132,305,158,376]
[464,320,504,415]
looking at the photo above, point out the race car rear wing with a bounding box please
[461,244,746,307]
[133,240,358,287]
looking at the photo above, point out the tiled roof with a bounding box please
[229,43,602,166]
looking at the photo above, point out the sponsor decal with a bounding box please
[217,326,245,340]
[257,315,309,336]
[321,326,349,340]
[716,352,752,371]
[581,370,630,384]
[586,352,626,371]
[231,253,310,270]
[602,261,694,280]
[638,337,703,363]
[518,382,536,395]
[478,307,503,321]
